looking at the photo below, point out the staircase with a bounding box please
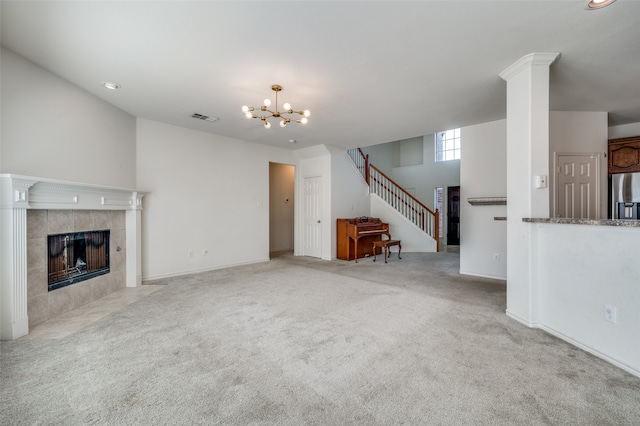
[347,148,440,251]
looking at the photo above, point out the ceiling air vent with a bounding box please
[190,113,219,123]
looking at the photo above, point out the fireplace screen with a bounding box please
[48,230,110,291]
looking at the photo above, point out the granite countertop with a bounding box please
[522,218,640,227]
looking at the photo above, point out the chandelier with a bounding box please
[241,85,310,129]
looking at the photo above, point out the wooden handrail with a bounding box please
[370,164,437,216]
[346,148,440,251]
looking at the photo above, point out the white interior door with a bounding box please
[303,176,322,258]
[556,153,599,219]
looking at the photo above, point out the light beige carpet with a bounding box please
[2,252,639,425]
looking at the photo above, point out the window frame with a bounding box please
[435,128,461,162]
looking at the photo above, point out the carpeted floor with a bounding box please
[2,252,639,425]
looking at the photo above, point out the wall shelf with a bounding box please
[467,197,507,206]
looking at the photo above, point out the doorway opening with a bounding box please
[447,186,460,246]
[269,163,295,257]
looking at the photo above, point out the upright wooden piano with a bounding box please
[337,217,390,262]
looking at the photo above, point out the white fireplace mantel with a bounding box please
[0,174,147,340]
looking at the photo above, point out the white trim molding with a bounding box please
[499,52,560,82]
[0,174,147,340]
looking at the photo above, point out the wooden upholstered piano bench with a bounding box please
[372,239,402,263]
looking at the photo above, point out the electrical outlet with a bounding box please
[187,250,194,258]
[605,304,617,324]
[493,253,500,262]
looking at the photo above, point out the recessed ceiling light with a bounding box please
[586,0,616,10]
[102,81,121,90]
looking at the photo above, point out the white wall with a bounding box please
[269,163,295,253]
[328,146,371,259]
[0,47,136,188]
[549,111,608,218]
[454,113,610,280]
[361,142,397,175]
[608,122,640,139]
[399,137,423,167]
[136,119,297,280]
[459,120,507,280]
[533,223,640,377]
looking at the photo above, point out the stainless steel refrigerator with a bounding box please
[610,172,640,219]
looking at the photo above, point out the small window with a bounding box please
[435,129,461,162]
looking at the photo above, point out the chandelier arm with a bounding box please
[261,107,278,116]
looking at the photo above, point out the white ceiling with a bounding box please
[2,1,640,151]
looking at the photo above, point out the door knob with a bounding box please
[317,220,321,223]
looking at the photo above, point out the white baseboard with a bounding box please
[459,270,507,281]
[537,324,640,379]
[142,257,270,282]
[506,310,640,379]
[506,310,538,328]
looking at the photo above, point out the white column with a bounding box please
[126,192,144,287]
[499,52,559,326]
[0,176,37,340]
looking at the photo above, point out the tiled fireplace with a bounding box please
[27,210,125,328]
[0,174,145,340]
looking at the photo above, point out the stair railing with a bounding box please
[347,147,440,251]
[369,165,439,251]
[347,148,369,184]
[347,148,440,251]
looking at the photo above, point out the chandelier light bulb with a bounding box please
[299,117,308,125]
[263,98,272,108]
[280,120,287,128]
[303,110,311,118]
[241,105,249,113]
[283,102,292,111]
[264,120,271,129]
[245,112,253,119]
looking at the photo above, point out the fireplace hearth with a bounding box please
[48,230,110,291]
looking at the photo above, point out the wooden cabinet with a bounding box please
[609,136,640,174]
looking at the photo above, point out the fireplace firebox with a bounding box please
[48,230,110,291]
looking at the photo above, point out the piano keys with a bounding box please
[337,217,390,262]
